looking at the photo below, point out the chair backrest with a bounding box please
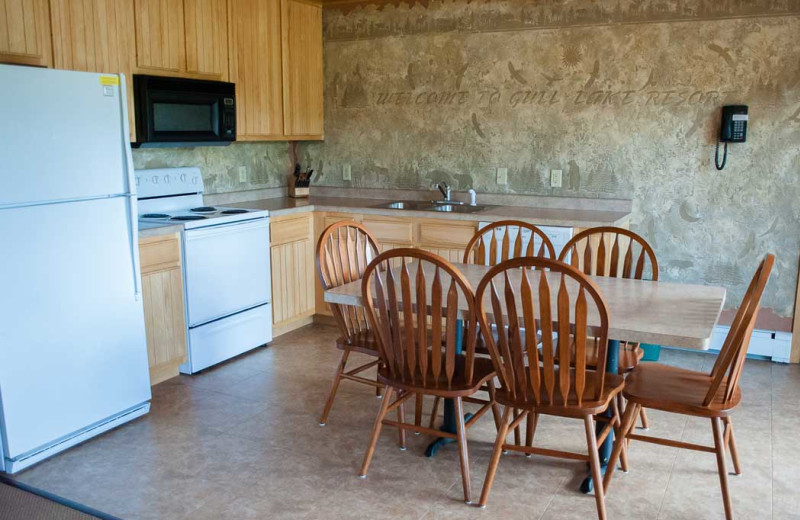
[463,220,556,265]
[317,221,381,339]
[559,227,658,281]
[475,257,610,406]
[361,248,479,388]
[704,254,774,407]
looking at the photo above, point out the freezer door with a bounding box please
[0,65,132,206]
[0,197,151,460]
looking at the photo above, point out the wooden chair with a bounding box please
[475,257,628,520]
[463,220,556,445]
[316,221,383,426]
[358,249,498,504]
[559,226,658,428]
[463,220,556,265]
[604,254,775,520]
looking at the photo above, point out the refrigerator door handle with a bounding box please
[119,74,142,302]
[124,194,142,301]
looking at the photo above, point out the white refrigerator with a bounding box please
[0,65,151,473]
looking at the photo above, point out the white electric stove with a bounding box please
[136,167,273,373]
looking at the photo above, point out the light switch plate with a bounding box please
[550,169,563,188]
[238,166,247,183]
[497,167,508,185]
[343,164,352,181]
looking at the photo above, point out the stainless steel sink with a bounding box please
[373,200,493,214]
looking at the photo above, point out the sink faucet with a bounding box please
[437,182,451,201]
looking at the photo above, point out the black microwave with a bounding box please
[132,75,236,147]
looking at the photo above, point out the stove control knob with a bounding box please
[164,175,170,184]
[151,176,158,184]
[135,177,139,186]
[192,176,198,184]
[180,174,187,182]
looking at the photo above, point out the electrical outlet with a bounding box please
[496,167,508,185]
[238,166,247,183]
[550,169,563,188]
[343,164,352,181]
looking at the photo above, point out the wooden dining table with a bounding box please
[324,260,727,492]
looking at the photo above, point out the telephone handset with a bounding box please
[715,105,748,171]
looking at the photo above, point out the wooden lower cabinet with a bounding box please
[140,233,187,385]
[270,214,315,335]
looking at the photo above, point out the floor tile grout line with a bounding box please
[655,415,688,520]
[537,474,570,520]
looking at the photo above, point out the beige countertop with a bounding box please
[138,222,184,239]
[228,196,631,228]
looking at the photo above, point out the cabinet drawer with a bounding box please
[324,214,357,228]
[419,222,477,249]
[363,218,413,244]
[140,235,181,273]
[271,215,312,246]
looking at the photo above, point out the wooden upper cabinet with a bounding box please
[0,0,52,67]
[184,0,228,79]
[49,0,137,141]
[134,0,187,73]
[229,0,284,139]
[281,0,323,138]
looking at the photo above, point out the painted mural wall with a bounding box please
[301,0,800,326]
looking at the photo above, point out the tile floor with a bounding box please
[11,324,800,519]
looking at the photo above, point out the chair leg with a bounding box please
[610,396,629,473]
[638,407,650,430]
[454,397,472,504]
[428,396,441,429]
[603,402,639,493]
[723,417,742,476]
[479,406,513,507]
[397,395,407,450]
[712,417,734,520]
[359,387,394,478]
[584,415,608,520]
[376,373,383,398]
[487,379,501,431]
[513,408,522,446]
[524,413,539,457]
[414,393,423,434]
[319,348,350,426]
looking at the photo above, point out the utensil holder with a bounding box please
[289,185,309,198]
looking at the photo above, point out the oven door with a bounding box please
[183,218,271,327]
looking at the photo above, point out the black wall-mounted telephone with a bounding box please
[715,105,748,170]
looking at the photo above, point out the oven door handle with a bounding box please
[184,217,269,240]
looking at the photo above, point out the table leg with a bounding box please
[425,320,472,458]
[580,339,620,494]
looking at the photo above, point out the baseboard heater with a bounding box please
[706,325,792,363]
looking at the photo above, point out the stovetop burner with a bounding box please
[221,209,249,215]
[191,206,217,213]
[142,213,170,219]
[171,215,207,221]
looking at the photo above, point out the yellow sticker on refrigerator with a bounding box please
[100,75,119,86]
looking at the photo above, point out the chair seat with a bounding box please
[494,369,625,417]
[378,356,496,398]
[336,330,381,356]
[552,341,643,373]
[622,363,741,418]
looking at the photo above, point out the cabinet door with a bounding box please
[184,0,228,79]
[0,0,52,67]
[134,0,186,73]
[140,234,187,385]
[281,0,323,138]
[270,239,315,328]
[50,0,137,141]
[229,0,284,139]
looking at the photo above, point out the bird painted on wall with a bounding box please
[584,59,600,90]
[508,62,529,85]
